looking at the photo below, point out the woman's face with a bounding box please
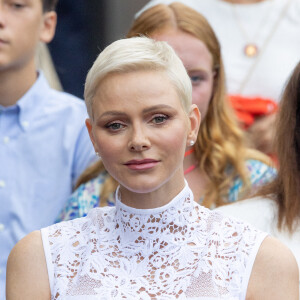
[86,70,199,199]
[152,29,215,120]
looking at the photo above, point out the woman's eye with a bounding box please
[105,123,124,131]
[152,115,168,124]
[11,2,25,9]
[190,75,204,84]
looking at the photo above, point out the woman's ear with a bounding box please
[85,118,98,153]
[187,104,201,145]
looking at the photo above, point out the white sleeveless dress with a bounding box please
[41,184,267,299]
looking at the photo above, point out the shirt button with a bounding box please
[0,224,4,232]
[0,180,5,188]
[22,121,29,128]
[3,136,10,144]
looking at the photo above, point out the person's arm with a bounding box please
[6,231,50,300]
[247,236,299,299]
[247,113,277,154]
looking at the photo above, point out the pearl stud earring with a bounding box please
[95,152,100,157]
[189,140,195,147]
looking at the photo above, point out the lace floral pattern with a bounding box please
[42,185,266,299]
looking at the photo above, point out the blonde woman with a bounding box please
[7,36,298,300]
[57,3,276,222]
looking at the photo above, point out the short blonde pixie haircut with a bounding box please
[84,36,192,119]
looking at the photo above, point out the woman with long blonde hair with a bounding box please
[57,2,275,222]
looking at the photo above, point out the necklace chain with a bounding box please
[232,0,274,57]
[232,0,294,92]
[184,148,195,157]
[184,147,197,175]
[184,164,197,175]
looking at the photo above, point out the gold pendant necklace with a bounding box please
[234,0,294,93]
[244,44,258,57]
[232,0,274,57]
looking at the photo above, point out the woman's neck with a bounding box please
[221,0,267,3]
[183,151,210,202]
[118,173,185,209]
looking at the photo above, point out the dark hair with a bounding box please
[42,0,58,12]
[256,61,300,232]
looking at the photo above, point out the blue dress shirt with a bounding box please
[0,73,95,297]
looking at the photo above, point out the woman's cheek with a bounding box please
[162,126,187,150]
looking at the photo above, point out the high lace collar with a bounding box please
[115,181,192,214]
[114,182,198,250]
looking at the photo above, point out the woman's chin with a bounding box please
[119,177,168,195]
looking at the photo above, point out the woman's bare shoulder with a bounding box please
[247,236,299,300]
[6,230,51,300]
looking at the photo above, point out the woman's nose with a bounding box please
[0,6,7,28]
[128,125,151,151]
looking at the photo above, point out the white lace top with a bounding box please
[41,184,267,299]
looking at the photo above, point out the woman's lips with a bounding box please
[0,39,9,48]
[124,159,159,170]
[0,38,8,44]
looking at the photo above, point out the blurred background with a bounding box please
[48,0,149,99]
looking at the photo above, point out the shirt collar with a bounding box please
[17,71,51,132]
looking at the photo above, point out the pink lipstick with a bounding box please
[0,39,8,47]
[124,159,159,170]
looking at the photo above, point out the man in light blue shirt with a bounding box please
[0,0,95,296]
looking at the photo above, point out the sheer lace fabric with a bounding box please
[41,185,266,299]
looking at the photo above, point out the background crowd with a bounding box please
[1,0,300,298]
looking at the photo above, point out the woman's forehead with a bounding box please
[92,71,186,113]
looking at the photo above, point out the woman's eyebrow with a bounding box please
[98,105,175,119]
[142,104,174,113]
[98,111,127,119]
